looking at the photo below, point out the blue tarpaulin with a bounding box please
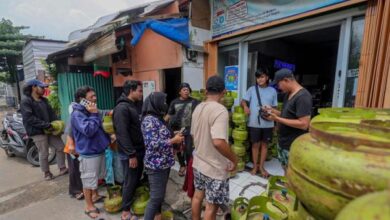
[131,18,189,47]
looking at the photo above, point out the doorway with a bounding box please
[163,68,182,105]
[247,25,341,115]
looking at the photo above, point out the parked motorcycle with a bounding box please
[0,111,56,166]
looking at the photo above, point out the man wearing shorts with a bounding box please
[191,76,238,220]
[265,69,312,167]
[241,68,277,177]
[71,86,110,219]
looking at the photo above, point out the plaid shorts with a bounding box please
[193,169,229,206]
[277,145,290,167]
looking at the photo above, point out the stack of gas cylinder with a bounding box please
[230,108,390,220]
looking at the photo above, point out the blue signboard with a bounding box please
[212,0,346,37]
[224,65,239,90]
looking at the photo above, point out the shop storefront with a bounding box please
[205,0,390,108]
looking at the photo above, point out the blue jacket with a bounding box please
[71,103,110,156]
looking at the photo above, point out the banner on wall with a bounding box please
[224,65,239,90]
[143,81,156,101]
[212,0,346,37]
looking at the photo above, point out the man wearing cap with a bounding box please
[191,76,238,219]
[166,82,199,177]
[21,79,67,180]
[265,68,312,167]
[241,67,277,177]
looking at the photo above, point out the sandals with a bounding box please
[217,208,226,216]
[92,195,106,203]
[59,168,69,176]
[85,208,100,219]
[121,214,138,220]
[75,192,84,200]
[44,172,54,181]
[259,169,271,179]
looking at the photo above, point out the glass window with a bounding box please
[218,46,239,76]
[344,16,365,107]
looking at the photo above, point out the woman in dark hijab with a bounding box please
[141,92,184,220]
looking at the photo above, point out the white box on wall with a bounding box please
[142,81,155,101]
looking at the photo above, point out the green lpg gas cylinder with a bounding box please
[233,129,248,141]
[231,197,249,220]
[104,185,123,213]
[102,115,114,134]
[222,91,235,109]
[287,121,390,220]
[311,107,390,124]
[335,190,390,220]
[241,196,288,220]
[131,186,150,215]
[191,90,202,101]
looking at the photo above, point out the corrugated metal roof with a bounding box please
[49,0,178,61]
[140,0,175,16]
[22,40,66,81]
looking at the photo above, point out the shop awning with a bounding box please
[131,18,189,47]
[84,32,122,63]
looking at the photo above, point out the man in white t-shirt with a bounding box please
[191,75,238,220]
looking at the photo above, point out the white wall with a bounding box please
[182,49,205,90]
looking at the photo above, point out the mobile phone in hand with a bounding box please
[80,98,91,108]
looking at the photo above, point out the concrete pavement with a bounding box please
[0,154,192,220]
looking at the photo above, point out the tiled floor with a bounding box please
[229,158,285,201]
[172,158,285,202]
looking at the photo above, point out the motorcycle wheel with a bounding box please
[4,148,16,157]
[26,144,56,167]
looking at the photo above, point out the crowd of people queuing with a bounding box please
[19,67,312,220]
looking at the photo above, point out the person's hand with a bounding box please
[265,111,278,121]
[244,106,250,115]
[68,145,76,155]
[110,134,116,142]
[170,133,184,145]
[86,102,98,113]
[107,110,113,116]
[264,106,277,115]
[227,157,238,172]
[129,157,138,168]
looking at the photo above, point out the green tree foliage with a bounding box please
[0,18,43,83]
[41,59,61,117]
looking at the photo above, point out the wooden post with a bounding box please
[203,41,218,86]
[355,0,390,108]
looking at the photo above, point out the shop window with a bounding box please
[344,16,365,107]
[218,47,238,77]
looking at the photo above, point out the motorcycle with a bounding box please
[0,111,56,166]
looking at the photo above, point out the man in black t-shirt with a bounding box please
[265,69,312,167]
[165,83,199,176]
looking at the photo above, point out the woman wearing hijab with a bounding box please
[141,92,184,220]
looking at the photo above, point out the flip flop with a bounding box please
[93,195,106,203]
[85,208,100,219]
[216,208,225,216]
[75,192,84,200]
[259,169,271,179]
[121,214,138,220]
